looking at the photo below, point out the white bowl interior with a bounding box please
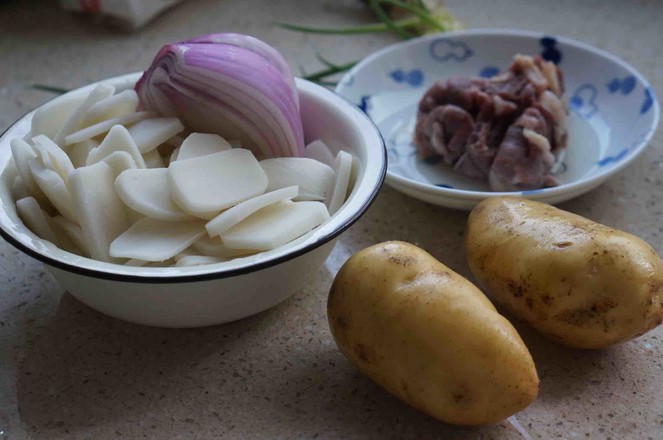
[0,74,385,279]
[336,29,658,200]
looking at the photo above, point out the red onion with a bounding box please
[136,33,304,158]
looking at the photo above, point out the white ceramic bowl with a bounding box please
[336,29,659,210]
[0,73,386,327]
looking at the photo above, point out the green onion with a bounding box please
[277,0,461,84]
[367,0,413,39]
[276,16,420,35]
[303,60,357,82]
[377,0,445,31]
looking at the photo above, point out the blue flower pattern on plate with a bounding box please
[540,36,562,64]
[357,95,371,114]
[435,183,454,189]
[569,84,598,118]
[389,69,424,87]
[641,87,654,114]
[429,38,473,62]
[598,128,655,167]
[606,76,636,95]
[597,148,629,167]
[478,66,500,78]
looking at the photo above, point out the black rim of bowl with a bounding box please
[0,81,388,284]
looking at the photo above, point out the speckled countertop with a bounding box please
[0,1,661,439]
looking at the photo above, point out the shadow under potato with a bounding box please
[240,345,522,439]
[501,307,643,403]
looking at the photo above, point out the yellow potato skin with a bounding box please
[328,241,539,426]
[465,197,663,349]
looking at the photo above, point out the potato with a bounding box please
[465,197,663,349]
[328,241,538,426]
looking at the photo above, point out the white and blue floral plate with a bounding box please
[336,29,659,210]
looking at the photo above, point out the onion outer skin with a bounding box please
[136,33,304,158]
